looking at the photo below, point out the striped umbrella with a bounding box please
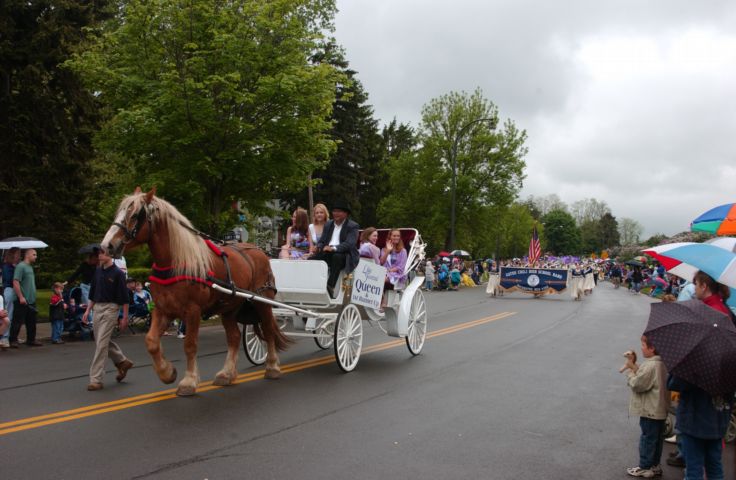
[691,203,736,235]
[642,243,736,289]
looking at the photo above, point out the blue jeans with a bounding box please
[638,417,665,469]
[680,434,723,480]
[2,287,15,341]
[424,279,433,290]
[51,320,64,342]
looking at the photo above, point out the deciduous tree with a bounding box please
[69,0,342,233]
[379,88,527,251]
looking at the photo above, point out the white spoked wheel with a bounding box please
[334,304,363,372]
[242,324,267,365]
[314,318,335,350]
[405,289,428,355]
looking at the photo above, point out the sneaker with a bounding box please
[664,434,677,444]
[650,465,662,476]
[177,333,185,339]
[87,382,104,391]
[9,342,19,349]
[52,339,65,344]
[27,341,43,347]
[626,466,655,478]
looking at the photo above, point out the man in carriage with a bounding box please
[310,200,360,298]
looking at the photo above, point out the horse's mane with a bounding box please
[119,193,212,279]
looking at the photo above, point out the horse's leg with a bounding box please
[176,315,201,396]
[213,314,240,386]
[145,310,177,384]
[264,337,281,379]
[253,303,282,380]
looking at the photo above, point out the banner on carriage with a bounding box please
[351,260,387,309]
[499,267,568,294]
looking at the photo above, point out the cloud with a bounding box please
[334,1,736,237]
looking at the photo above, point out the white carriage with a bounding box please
[234,228,428,372]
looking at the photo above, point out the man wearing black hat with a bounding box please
[311,201,360,297]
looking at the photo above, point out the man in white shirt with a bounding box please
[312,201,360,297]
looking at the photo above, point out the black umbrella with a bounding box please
[625,260,643,267]
[78,243,102,255]
[644,300,736,396]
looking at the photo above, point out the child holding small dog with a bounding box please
[621,335,670,477]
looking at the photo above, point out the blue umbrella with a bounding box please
[643,243,736,289]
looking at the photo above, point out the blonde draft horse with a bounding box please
[102,187,290,396]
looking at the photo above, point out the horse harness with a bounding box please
[148,236,277,308]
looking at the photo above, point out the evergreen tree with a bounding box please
[305,43,384,226]
[0,0,112,276]
[542,209,581,255]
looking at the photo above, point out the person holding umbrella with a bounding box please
[693,270,732,319]
[646,271,735,480]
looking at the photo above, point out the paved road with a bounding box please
[1,282,733,479]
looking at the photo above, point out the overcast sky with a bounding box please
[333,1,736,238]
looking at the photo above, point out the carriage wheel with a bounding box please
[314,318,335,350]
[405,289,428,355]
[242,324,267,365]
[334,304,363,372]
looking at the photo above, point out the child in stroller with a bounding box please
[436,262,450,290]
[63,285,93,340]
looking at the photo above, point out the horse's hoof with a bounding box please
[176,384,196,396]
[162,366,177,384]
[213,373,233,386]
[264,368,281,380]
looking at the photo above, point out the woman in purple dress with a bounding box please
[380,229,408,289]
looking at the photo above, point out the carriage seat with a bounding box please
[269,259,335,307]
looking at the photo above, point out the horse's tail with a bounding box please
[254,310,291,352]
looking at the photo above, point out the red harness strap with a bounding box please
[148,263,216,286]
[148,239,229,287]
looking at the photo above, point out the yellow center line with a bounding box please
[0,311,516,436]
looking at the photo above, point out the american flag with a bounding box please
[528,225,541,265]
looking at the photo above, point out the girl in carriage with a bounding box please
[380,229,408,289]
[358,227,381,264]
[280,207,311,259]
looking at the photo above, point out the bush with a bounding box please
[126,267,152,283]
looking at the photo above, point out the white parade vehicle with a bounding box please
[211,228,429,372]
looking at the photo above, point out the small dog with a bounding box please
[619,350,638,373]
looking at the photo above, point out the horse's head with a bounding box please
[102,187,157,258]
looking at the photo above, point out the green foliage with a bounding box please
[283,42,384,226]
[598,212,620,249]
[0,0,114,277]
[494,203,541,258]
[643,234,668,247]
[542,209,581,254]
[68,0,343,233]
[378,88,527,252]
